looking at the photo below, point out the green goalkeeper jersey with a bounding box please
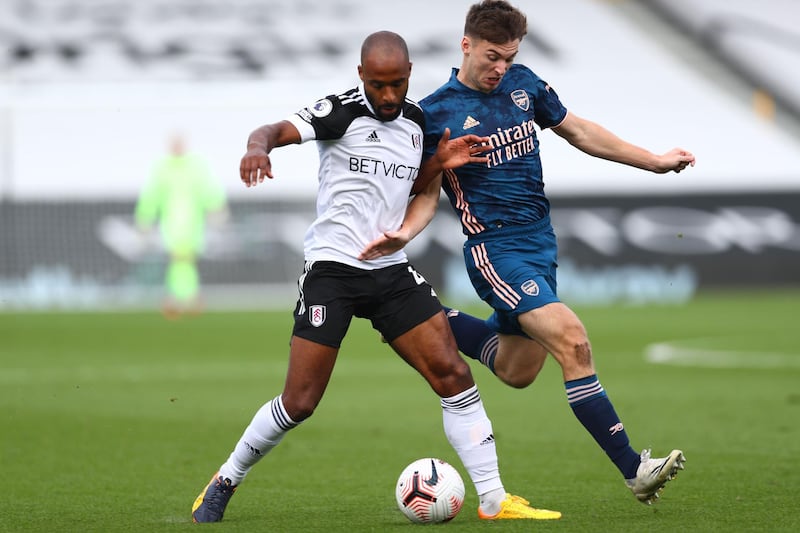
[135,153,225,253]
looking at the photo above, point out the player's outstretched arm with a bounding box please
[240,120,301,187]
[552,112,695,174]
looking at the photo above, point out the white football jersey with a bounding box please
[287,85,425,269]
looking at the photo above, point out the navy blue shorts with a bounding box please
[463,217,560,336]
[292,261,442,348]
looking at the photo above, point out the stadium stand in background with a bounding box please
[3,0,799,122]
[641,0,800,122]
[1,0,799,310]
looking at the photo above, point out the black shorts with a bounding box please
[292,261,443,348]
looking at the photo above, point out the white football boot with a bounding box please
[625,449,686,504]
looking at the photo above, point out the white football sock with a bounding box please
[218,395,299,485]
[479,487,507,515]
[440,385,505,506]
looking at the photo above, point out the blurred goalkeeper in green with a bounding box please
[135,134,227,317]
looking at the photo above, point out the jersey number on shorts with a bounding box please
[407,266,427,285]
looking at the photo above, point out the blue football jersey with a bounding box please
[421,65,568,235]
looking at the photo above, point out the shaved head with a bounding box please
[357,31,412,122]
[360,31,409,64]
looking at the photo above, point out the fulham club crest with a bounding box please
[411,133,421,151]
[309,305,327,327]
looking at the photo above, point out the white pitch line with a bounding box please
[644,341,800,369]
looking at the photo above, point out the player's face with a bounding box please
[358,54,412,122]
[459,36,519,93]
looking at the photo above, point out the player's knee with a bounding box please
[501,371,536,389]
[496,364,539,389]
[554,320,591,357]
[429,356,474,396]
[281,396,318,422]
[560,337,594,375]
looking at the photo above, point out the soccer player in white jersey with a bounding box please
[191,31,561,523]
[361,1,694,508]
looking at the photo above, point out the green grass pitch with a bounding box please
[1,288,799,532]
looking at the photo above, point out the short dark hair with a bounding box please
[464,0,527,43]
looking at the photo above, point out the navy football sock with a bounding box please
[443,306,498,373]
[566,374,641,478]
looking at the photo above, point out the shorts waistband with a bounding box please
[467,215,551,241]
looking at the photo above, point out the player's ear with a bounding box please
[357,64,364,82]
[461,36,471,54]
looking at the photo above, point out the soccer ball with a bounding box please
[395,458,465,523]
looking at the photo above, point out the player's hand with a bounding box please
[435,128,492,170]
[240,148,273,187]
[358,229,411,261]
[656,148,696,174]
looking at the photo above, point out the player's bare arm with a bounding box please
[358,175,443,261]
[411,128,491,194]
[240,120,302,187]
[552,112,695,174]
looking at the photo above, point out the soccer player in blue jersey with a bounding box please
[360,0,694,506]
[191,31,561,523]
